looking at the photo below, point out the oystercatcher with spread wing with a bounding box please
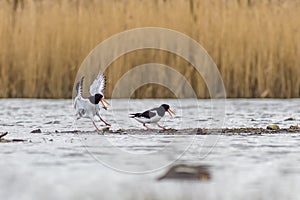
[74,72,110,131]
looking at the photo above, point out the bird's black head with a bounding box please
[161,104,170,111]
[89,93,103,104]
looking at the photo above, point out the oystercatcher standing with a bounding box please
[129,104,175,130]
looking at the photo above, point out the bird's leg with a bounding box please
[102,106,107,110]
[76,114,81,120]
[72,116,78,128]
[143,123,150,131]
[92,121,101,132]
[98,116,111,126]
[157,123,169,131]
[78,108,85,119]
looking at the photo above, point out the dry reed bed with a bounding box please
[0,0,299,98]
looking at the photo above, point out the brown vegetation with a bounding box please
[0,0,299,98]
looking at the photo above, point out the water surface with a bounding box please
[0,99,299,200]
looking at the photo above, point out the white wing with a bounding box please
[89,72,106,96]
[74,77,84,108]
[75,77,84,97]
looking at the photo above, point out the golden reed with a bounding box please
[0,0,299,98]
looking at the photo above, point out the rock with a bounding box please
[102,127,110,132]
[97,127,110,134]
[289,125,300,130]
[30,129,42,133]
[196,128,208,135]
[267,125,280,130]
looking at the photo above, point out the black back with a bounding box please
[141,110,156,119]
[130,104,170,119]
[130,110,156,119]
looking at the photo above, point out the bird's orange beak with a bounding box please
[167,108,175,116]
[100,98,110,109]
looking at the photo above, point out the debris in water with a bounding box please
[45,121,60,124]
[0,132,26,143]
[55,130,81,133]
[11,139,26,142]
[158,164,211,181]
[0,132,8,139]
[109,129,127,134]
[284,118,295,121]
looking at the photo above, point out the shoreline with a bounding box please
[54,126,300,135]
[1,126,299,143]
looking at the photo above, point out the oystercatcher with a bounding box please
[129,104,175,130]
[74,72,110,131]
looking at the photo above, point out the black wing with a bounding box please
[130,110,156,119]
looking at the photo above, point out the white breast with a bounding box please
[75,97,99,119]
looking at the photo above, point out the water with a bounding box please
[0,99,300,200]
